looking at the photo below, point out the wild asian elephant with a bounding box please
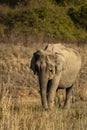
[30,44,81,110]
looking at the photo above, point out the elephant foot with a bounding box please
[42,104,48,111]
[44,107,48,111]
[64,102,71,110]
[48,102,54,110]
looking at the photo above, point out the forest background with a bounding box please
[0,0,87,44]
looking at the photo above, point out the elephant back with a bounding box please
[45,43,81,88]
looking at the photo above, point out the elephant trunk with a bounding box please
[39,70,48,110]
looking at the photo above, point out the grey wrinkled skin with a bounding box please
[30,44,81,110]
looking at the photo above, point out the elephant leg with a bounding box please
[54,90,60,108]
[48,75,61,109]
[57,89,66,108]
[64,85,73,109]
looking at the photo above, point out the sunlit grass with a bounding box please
[0,43,87,130]
[0,91,87,130]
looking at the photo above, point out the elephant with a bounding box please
[30,44,81,110]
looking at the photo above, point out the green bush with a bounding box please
[0,0,87,42]
[0,6,47,34]
[34,7,47,20]
[52,0,87,5]
[0,0,30,7]
[0,0,20,6]
[68,3,87,29]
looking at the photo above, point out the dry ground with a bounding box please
[0,42,87,130]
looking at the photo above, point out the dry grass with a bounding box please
[0,43,87,130]
[0,92,87,130]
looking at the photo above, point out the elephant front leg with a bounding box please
[48,75,61,110]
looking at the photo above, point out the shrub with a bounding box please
[0,6,47,34]
[0,0,31,7]
[68,3,87,30]
[52,0,87,5]
[0,0,87,42]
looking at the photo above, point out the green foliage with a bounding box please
[34,8,47,20]
[0,6,48,35]
[68,3,87,29]
[0,0,20,7]
[51,0,87,5]
[0,0,87,42]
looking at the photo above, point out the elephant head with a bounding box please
[30,50,65,109]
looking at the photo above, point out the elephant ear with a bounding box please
[55,53,65,74]
[30,50,41,75]
[30,54,36,74]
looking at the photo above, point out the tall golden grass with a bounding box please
[0,89,87,130]
[0,43,87,130]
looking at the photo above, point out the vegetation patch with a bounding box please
[68,3,87,30]
[0,0,87,43]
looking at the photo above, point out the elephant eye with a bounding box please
[49,69,53,73]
